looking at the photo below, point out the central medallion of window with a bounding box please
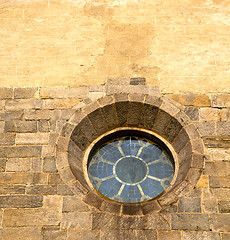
[87,130,175,203]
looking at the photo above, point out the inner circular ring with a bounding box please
[114,156,148,184]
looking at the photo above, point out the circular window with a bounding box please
[86,130,175,203]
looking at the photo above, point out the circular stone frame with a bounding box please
[56,93,204,216]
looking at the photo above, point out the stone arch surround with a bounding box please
[56,93,204,216]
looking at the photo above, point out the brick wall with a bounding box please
[0,84,229,239]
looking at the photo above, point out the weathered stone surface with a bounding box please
[205,161,230,176]
[3,208,61,227]
[223,233,230,240]
[174,111,191,127]
[14,87,38,99]
[0,133,15,145]
[130,77,146,85]
[43,157,57,172]
[199,108,219,122]
[26,185,57,195]
[15,132,50,145]
[196,122,216,136]
[182,231,220,240]
[0,195,43,208]
[88,108,108,134]
[115,101,129,125]
[92,213,147,230]
[48,174,64,185]
[101,104,119,129]
[211,94,230,108]
[61,212,91,230]
[77,116,98,142]
[128,102,143,126]
[5,99,42,110]
[172,214,209,230]
[202,198,218,213]
[152,109,171,135]
[203,188,230,200]
[58,184,74,196]
[42,227,67,240]
[31,157,42,172]
[6,158,31,172]
[38,120,56,132]
[185,107,199,121]
[178,198,201,212]
[0,173,47,185]
[203,136,230,148]
[167,93,211,107]
[164,117,182,142]
[140,104,158,129]
[0,146,42,158]
[172,129,189,153]
[158,231,181,240]
[101,230,157,240]
[100,200,121,214]
[122,204,143,215]
[220,108,230,121]
[217,122,230,135]
[70,127,90,151]
[67,230,100,240]
[0,185,25,194]
[0,228,43,240]
[141,200,162,215]
[42,98,80,110]
[0,110,24,120]
[218,200,230,213]
[146,213,171,230]
[209,176,230,188]
[83,192,103,209]
[210,214,230,232]
[63,196,90,212]
[5,120,37,132]
[0,158,6,171]
[25,110,52,120]
[0,88,13,99]
[61,123,75,138]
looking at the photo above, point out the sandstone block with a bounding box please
[148,213,170,230]
[178,197,201,212]
[218,200,230,213]
[15,133,50,145]
[0,195,43,208]
[5,120,37,132]
[210,214,230,232]
[25,110,52,120]
[185,107,199,121]
[43,157,57,172]
[0,88,13,99]
[182,231,220,240]
[217,122,230,135]
[0,228,43,240]
[205,162,230,176]
[3,208,61,227]
[5,99,42,110]
[0,133,15,146]
[196,122,216,136]
[211,94,230,108]
[101,230,157,240]
[61,212,91,230]
[14,87,38,99]
[172,214,209,230]
[42,227,67,240]
[209,176,230,188]
[63,196,90,212]
[6,158,31,172]
[57,184,74,196]
[88,108,108,134]
[0,185,25,194]
[0,158,6,171]
[26,185,57,195]
[42,98,80,110]
[92,213,147,230]
[203,136,230,148]
[0,146,42,158]
[0,110,24,120]
[199,108,219,122]
[158,231,181,240]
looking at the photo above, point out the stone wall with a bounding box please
[0,0,230,93]
[0,81,229,239]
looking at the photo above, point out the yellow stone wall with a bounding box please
[0,0,230,93]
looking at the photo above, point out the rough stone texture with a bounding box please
[0,228,43,240]
[14,87,38,99]
[148,213,170,230]
[210,214,230,232]
[158,231,181,240]
[42,227,67,240]
[67,230,100,240]
[211,94,230,108]
[182,231,220,240]
[178,198,201,212]
[172,214,209,230]
[5,120,37,132]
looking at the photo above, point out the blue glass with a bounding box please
[88,135,174,203]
